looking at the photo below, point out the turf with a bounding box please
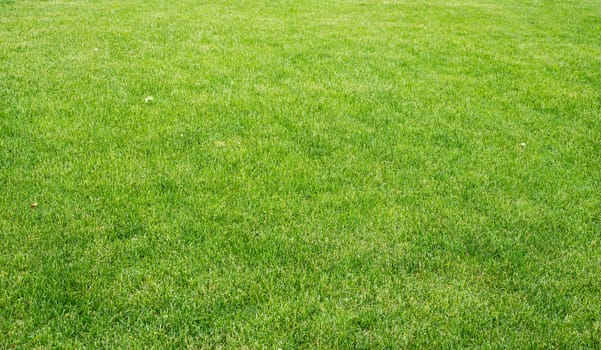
[1,0,601,348]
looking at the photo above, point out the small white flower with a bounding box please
[145,96,154,103]
[93,48,99,52]
[519,143,526,147]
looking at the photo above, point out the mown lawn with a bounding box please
[1,0,600,348]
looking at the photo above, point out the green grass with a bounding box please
[1,0,601,348]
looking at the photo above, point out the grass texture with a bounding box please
[1,0,601,348]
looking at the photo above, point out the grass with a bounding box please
[1,0,600,348]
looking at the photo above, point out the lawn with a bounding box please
[1,0,600,348]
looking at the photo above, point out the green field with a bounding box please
[1,0,600,348]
